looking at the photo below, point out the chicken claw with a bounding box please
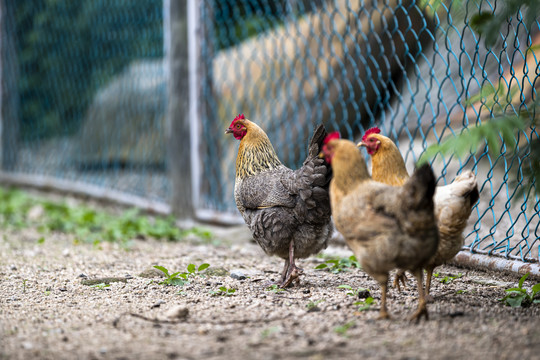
[393,271,408,292]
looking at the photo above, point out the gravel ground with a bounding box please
[1,223,540,360]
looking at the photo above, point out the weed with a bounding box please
[265,284,285,293]
[37,237,45,245]
[433,272,463,284]
[260,326,280,339]
[337,284,370,297]
[90,283,111,290]
[354,297,375,311]
[210,286,236,296]
[305,299,324,310]
[0,187,213,245]
[315,255,360,273]
[153,263,210,286]
[334,321,355,336]
[500,273,540,308]
[22,279,28,293]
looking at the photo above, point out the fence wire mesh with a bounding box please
[198,0,540,263]
[2,1,539,264]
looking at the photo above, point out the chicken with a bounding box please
[226,114,333,287]
[359,127,479,298]
[321,133,439,320]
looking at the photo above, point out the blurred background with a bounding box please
[0,0,539,264]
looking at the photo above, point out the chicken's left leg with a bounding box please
[409,268,428,322]
[280,240,303,288]
[424,265,435,302]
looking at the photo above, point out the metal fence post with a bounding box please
[165,0,194,219]
[0,0,19,171]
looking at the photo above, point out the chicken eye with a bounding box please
[236,124,241,129]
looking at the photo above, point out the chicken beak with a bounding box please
[225,128,233,134]
[357,141,367,148]
[318,152,325,159]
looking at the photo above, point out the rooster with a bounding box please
[226,114,333,287]
[359,127,479,298]
[321,133,439,320]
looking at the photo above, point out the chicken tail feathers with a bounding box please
[307,124,328,159]
[401,163,436,210]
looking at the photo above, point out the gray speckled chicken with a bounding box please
[322,133,439,320]
[226,114,333,287]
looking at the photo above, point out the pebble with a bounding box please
[62,249,70,257]
[10,265,17,271]
[151,300,165,308]
[230,270,247,280]
[78,274,87,278]
[165,305,189,320]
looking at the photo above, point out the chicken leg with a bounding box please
[409,268,428,322]
[280,240,303,288]
[377,277,391,320]
[393,270,408,291]
[424,265,436,302]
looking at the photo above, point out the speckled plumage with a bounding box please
[227,117,333,286]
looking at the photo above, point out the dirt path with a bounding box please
[1,225,539,360]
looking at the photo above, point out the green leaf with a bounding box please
[337,285,352,290]
[153,265,169,277]
[187,264,196,273]
[198,263,210,272]
[506,295,525,308]
[169,278,187,286]
[315,264,328,269]
[531,283,540,297]
[518,273,529,289]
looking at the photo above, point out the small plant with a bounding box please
[337,284,370,297]
[315,255,360,273]
[153,265,189,286]
[22,279,28,293]
[334,321,355,336]
[210,286,236,296]
[265,284,285,293]
[37,237,45,244]
[500,273,540,308]
[90,283,111,290]
[153,263,211,287]
[433,272,463,284]
[305,299,324,310]
[354,297,375,311]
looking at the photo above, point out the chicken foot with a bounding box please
[409,268,429,322]
[393,270,408,291]
[280,240,303,288]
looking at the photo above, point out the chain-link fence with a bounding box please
[1,1,539,266]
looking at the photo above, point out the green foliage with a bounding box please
[314,255,360,273]
[14,0,163,140]
[153,263,210,287]
[0,187,212,244]
[210,286,236,296]
[500,273,540,308]
[433,272,463,284]
[337,284,369,297]
[305,299,324,310]
[353,297,375,311]
[334,321,355,336]
[418,116,524,165]
[90,283,111,290]
[469,0,540,47]
[265,284,285,293]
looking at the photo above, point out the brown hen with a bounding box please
[226,114,333,287]
[322,133,439,320]
[360,128,479,298]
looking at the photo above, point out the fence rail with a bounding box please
[0,0,539,268]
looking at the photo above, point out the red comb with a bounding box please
[233,113,245,122]
[323,131,341,144]
[362,127,381,141]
